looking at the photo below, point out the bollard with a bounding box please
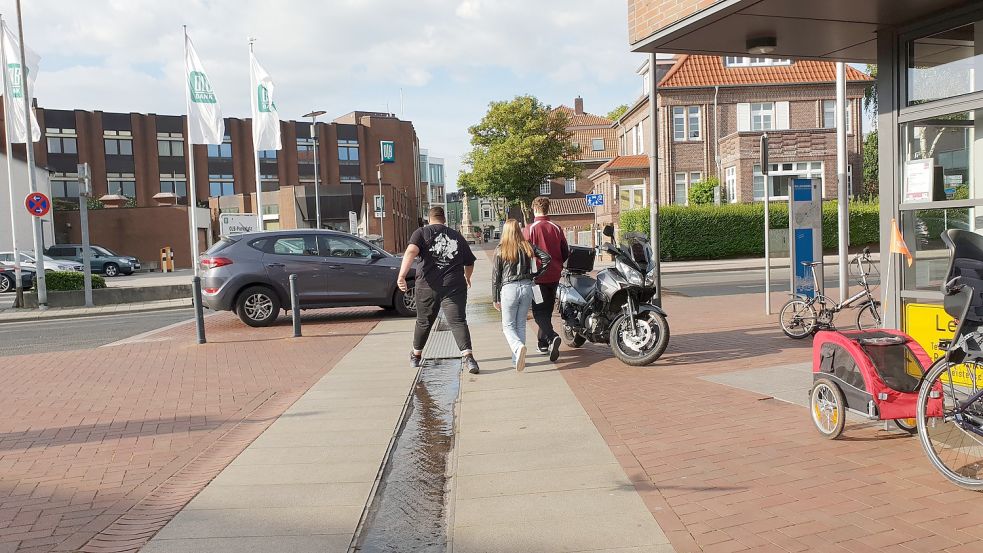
[290,273,301,337]
[192,276,207,344]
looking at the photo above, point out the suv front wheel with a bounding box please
[236,286,281,327]
[103,263,120,277]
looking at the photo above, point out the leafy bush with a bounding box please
[45,271,107,291]
[620,200,880,260]
[688,177,719,205]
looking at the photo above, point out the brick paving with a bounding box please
[561,292,983,553]
[0,308,383,553]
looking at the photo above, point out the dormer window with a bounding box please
[723,57,792,67]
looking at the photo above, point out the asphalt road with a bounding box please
[0,308,196,357]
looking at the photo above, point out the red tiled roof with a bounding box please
[588,155,649,180]
[555,105,613,127]
[659,55,874,89]
[548,197,592,216]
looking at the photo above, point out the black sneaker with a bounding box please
[410,352,422,368]
[537,343,549,354]
[462,354,480,374]
[548,336,561,362]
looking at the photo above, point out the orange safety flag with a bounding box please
[890,218,913,267]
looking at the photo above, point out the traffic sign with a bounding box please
[25,192,50,217]
[586,193,604,207]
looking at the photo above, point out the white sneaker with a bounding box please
[515,345,527,372]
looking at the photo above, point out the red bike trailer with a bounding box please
[810,329,944,439]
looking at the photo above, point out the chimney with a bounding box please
[574,96,584,116]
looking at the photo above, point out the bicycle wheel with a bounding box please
[917,358,983,490]
[856,302,882,330]
[779,299,817,339]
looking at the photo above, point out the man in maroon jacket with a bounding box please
[523,196,569,362]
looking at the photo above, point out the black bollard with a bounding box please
[192,276,206,344]
[290,273,301,337]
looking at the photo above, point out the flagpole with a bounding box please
[183,25,201,275]
[249,38,263,231]
[14,0,45,307]
[0,15,23,307]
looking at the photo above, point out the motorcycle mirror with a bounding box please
[602,224,615,238]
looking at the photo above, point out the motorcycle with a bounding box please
[557,224,670,366]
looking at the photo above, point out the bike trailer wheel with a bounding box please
[811,378,846,439]
[893,418,917,434]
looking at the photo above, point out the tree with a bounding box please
[688,176,719,205]
[862,130,878,199]
[606,104,629,121]
[459,95,580,221]
[863,64,877,121]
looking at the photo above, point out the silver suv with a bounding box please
[199,229,416,327]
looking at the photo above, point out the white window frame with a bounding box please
[672,107,686,141]
[687,106,701,140]
[674,172,688,205]
[723,57,792,67]
[673,106,702,141]
[591,138,605,151]
[725,166,737,203]
[564,178,576,194]
[822,99,853,133]
[752,161,824,201]
[619,178,647,210]
[540,180,552,195]
[751,102,775,131]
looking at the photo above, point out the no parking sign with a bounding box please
[25,192,50,217]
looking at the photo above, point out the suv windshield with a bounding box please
[92,246,117,256]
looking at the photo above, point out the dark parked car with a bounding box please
[0,263,35,293]
[199,229,416,327]
[45,244,136,277]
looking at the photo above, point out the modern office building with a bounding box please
[419,149,446,212]
[32,106,422,266]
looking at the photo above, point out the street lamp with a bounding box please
[303,110,326,229]
[377,162,385,248]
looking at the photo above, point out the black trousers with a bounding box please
[413,285,473,353]
[532,282,559,347]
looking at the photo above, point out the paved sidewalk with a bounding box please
[0,298,191,322]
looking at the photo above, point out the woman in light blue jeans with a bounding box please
[492,220,551,371]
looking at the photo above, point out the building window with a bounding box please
[297,138,315,164]
[725,166,736,203]
[674,173,688,205]
[591,138,605,151]
[822,100,852,132]
[258,149,277,160]
[481,207,492,220]
[673,106,701,140]
[260,173,279,192]
[159,173,188,199]
[723,57,792,67]
[636,124,644,154]
[209,174,234,197]
[47,136,78,155]
[50,172,80,200]
[564,178,576,194]
[104,130,133,156]
[540,180,551,195]
[751,103,774,131]
[429,163,444,185]
[338,145,359,164]
[207,137,233,158]
[907,21,983,105]
[107,172,136,199]
[619,178,646,210]
[157,132,184,157]
[753,161,824,201]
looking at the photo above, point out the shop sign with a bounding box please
[904,302,983,387]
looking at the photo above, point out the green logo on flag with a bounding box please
[256,84,274,113]
[7,63,24,99]
[188,71,217,104]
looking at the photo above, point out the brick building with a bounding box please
[36,106,423,266]
[592,55,872,231]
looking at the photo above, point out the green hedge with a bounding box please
[620,201,880,261]
[45,271,107,291]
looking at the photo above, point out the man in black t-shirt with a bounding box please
[397,206,480,374]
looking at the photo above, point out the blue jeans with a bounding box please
[501,281,534,363]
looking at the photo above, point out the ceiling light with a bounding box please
[747,36,777,55]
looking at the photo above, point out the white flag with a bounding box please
[250,51,281,151]
[1,21,40,143]
[184,33,224,145]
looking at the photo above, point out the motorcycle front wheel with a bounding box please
[609,310,670,366]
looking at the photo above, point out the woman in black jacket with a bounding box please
[492,219,551,371]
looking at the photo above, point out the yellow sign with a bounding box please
[905,302,983,386]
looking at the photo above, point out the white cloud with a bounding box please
[12,0,641,189]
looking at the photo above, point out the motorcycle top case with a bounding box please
[565,246,596,273]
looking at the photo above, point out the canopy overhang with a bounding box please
[631,0,972,63]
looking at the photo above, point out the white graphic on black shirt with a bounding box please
[429,232,459,269]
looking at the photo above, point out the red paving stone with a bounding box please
[561,291,983,553]
[0,308,383,553]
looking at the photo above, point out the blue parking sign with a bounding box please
[586,193,604,207]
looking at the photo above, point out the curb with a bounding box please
[0,301,193,324]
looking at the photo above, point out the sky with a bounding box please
[18,0,647,191]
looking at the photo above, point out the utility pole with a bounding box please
[77,163,94,307]
[377,163,385,249]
